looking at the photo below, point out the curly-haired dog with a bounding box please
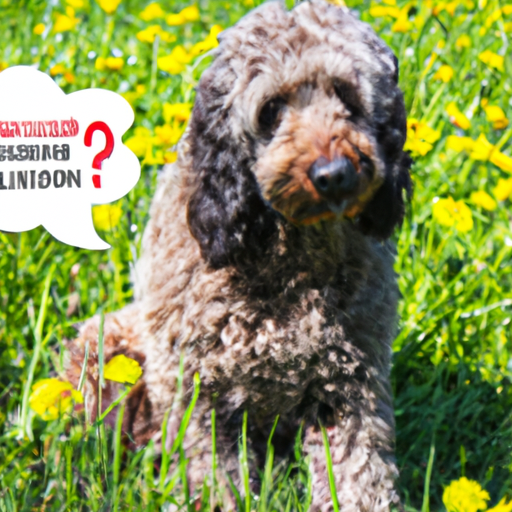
[68,1,412,510]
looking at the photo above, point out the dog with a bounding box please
[67,1,412,510]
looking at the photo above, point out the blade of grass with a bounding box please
[421,435,436,512]
[19,265,55,439]
[320,421,339,512]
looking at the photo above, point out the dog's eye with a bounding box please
[333,80,363,120]
[258,97,286,134]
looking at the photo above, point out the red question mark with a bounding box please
[84,121,114,189]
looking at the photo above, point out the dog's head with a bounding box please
[187,0,412,269]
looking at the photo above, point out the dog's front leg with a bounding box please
[304,405,400,512]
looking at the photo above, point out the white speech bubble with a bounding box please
[0,66,141,250]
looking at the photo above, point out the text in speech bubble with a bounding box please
[0,66,141,250]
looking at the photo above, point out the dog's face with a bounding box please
[187,0,412,268]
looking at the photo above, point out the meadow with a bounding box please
[0,0,511,510]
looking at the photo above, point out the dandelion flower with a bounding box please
[33,23,45,35]
[166,4,200,25]
[104,354,143,385]
[483,105,509,130]
[137,25,173,43]
[433,64,454,82]
[488,497,512,512]
[479,50,504,72]
[29,379,83,421]
[125,126,152,157]
[164,151,178,163]
[163,102,193,123]
[446,102,471,130]
[140,2,165,21]
[96,0,121,14]
[404,119,440,156]
[471,190,497,210]
[455,34,471,48]
[392,5,412,32]
[190,25,223,56]
[50,63,67,76]
[157,45,193,74]
[92,204,123,230]
[53,10,79,33]
[154,123,183,146]
[369,5,400,17]
[433,197,474,232]
[442,477,489,512]
[446,135,474,153]
[493,178,512,201]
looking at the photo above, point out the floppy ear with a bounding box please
[357,86,413,240]
[186,69,278,269]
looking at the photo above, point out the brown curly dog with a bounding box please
[67,1,412,510]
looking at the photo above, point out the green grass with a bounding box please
[1,0,512,510]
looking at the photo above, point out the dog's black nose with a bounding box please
[308,156,358,202]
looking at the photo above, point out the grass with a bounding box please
[0,0,512,510]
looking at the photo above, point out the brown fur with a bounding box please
[68,2,412,510]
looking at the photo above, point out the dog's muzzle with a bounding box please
[308,156,359,213]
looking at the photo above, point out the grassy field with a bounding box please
[0,0,511,510]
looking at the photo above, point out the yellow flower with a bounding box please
[446,135,474,152]
[92,204,123,230]
[140,2,165,21]
[106,56,123,70]
[490,151,512,172]
[0,62,8,72]
[157,45,193,74]
[104,354,143,385]
[143,145,164,165]
[446,102,471,130]
[488,497,512,512]
[468,134,512,172]
[503,5,512,14]
[29,379,83,421]
[369,5,400,17]
[136,25,175,43]
[479,50,504,72]
[166,4,200,25]
[154,123,183,146]
[33,23,45,35]
[433,197,474,232]
[64,72,76,84]
[50,63,67,76]
[433,64,454,82]
[190,25,223,56]
[455,34,471,48]
[125,126,152,157]
[163,102,193,123]
[164,151,178,163]
[180,5,200,21]
[485,8,503,28]
[392,5,412,32]
[493,178,512,201]
[471,190,497,210]
[404,119,441,156]
[53,10,79,33]
[483,105,509,130]
[95,56,124,71]
[470,133,495,160]
[96,0,121,14]
[442,477,490,512]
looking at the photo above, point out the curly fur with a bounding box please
[68,2,412,510]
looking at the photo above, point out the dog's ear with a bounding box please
[186,71,278,269]
[357,86,412,240]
